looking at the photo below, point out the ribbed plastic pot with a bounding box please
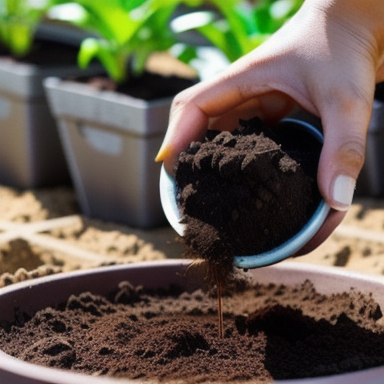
[43,77,178,228]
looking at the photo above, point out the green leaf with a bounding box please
[171,0,304,63]
[0,0,53,56]
[78,37,126,82]
[77,37,99,69]
[70,0,134,44]
[119,0,147,12]
[174,44,198,64]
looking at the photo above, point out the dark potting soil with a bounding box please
[0,38,80,66]
[175,117,322,270]
[77,72,197,101]
[1,277,384,383]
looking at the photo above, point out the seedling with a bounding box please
[50,0,204,83]
[171,0,304,62]
[0,0,55,57]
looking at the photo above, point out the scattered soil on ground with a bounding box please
[0,186,180,287]
[0,186,383,287]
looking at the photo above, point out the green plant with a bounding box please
[0,0,56,57]
[171,0,304,63]
[50,0,203,83]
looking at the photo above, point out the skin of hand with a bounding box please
[156,0,384,254]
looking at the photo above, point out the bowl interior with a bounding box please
[1,261,384,384]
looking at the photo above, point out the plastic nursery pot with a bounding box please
[1,260,384,384]
[160,114,330,269]
[43,72,196,229]
[0,22,103,188]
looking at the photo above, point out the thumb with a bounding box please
[317,97,373,211]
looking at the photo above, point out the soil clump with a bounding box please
[175,117,322,276]
[1,278,384,383]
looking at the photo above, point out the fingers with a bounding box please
[155,49,290,173]
[154,81,240,173]
[209,91,297,131]
[316,92,373,211]
[156,68,297,175]
[291,94,369,256]
[155,89,208,174]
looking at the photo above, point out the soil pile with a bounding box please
[175,117,322,272]
[1,278,384,383]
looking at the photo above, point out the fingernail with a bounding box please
[155,149,164,162]
[155,145,170,163]
[332,174,355,211]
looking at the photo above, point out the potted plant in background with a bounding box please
[170,0,304,63]
[43,0,205,229]
[0,0,103,188]
[44,0,308,229]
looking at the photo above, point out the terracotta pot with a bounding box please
[1,260,384,384]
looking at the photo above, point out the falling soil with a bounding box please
[175,117,322,275]
[1,277,384,383]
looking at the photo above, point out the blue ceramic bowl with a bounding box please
[159,117,330,269]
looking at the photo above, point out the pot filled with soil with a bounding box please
[161,113,330,272]
[42,0,200,229]
[43,65,197,229]
[0,22,103,188]
[1,260,384,384]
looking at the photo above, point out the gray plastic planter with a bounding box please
[1,260,384,384]
[0,59,68,188]
[0,25,102,188]
[43,77,175,228]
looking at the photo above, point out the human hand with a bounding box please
[156,0,384,254]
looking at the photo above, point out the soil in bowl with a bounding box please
[174,116,323,278]
[1,275,384,383]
